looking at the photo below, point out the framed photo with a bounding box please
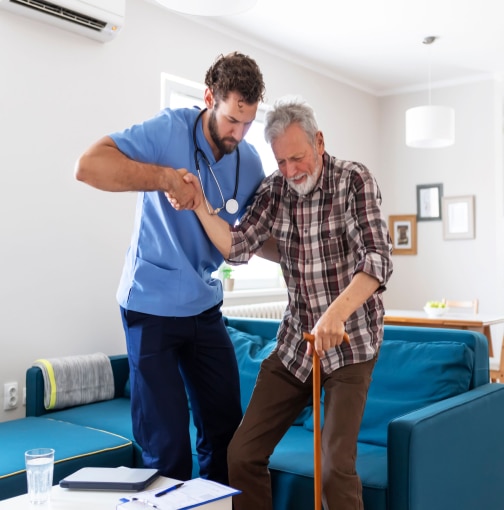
[389,215,417,255]
[416,183,443,221]
[442,195,475,240]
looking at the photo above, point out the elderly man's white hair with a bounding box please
[264,96,319,146]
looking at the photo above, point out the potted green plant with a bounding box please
[221,264,235,291]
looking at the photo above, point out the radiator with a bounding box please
[221,301,288,320]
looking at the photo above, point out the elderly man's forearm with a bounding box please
[194,207,233,258]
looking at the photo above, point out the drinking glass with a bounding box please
[25,448,55,505]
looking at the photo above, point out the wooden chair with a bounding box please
[440,298,502,383]
[490,336,504,382]
[442,298,479,314]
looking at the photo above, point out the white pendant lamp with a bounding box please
[405,36,455,148]
[406,105,455,148]
[153,0,257,16]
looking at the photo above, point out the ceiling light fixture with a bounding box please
[405,36,455,148]
[153,0,257,16]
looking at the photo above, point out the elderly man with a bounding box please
[174,97,393,509]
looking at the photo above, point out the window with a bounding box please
[161,73,282,290]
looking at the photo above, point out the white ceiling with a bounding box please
[174,0,504,96]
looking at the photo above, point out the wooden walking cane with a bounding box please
[303,331,350,510]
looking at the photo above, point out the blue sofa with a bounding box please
[1,318,504,510]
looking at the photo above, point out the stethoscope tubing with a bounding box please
[192,108,240,214]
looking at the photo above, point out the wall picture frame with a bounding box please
[389,214,417,255]
[416,183,443,221]
[442,195,475,240]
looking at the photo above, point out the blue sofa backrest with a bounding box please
[225,319,489,389]
[225,317,280,341]
[382,325,489,388]
[225,317,489,447]
[26,318,489,450]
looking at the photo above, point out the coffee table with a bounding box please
[0,476,232,510]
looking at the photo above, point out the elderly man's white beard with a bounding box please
[287,164,322,196]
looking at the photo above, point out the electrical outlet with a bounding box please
[3,382,18,411]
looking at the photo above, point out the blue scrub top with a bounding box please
[111,107,265,317]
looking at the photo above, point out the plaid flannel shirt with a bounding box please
[228,152,393,382]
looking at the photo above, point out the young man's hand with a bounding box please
[165,170,202,211]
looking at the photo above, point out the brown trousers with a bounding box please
[227,351,377,510]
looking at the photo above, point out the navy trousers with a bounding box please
[120,304,242,484]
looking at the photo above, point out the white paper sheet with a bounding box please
[117,478,240,510]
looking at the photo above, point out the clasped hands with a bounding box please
[165,169,203,211]
[166,170,349,358]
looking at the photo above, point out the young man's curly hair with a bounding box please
[205,52,266,106]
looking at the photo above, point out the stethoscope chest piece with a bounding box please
[225,199,239,214]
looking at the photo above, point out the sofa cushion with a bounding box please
[360,340,473,446]
[0,416,133,500]
[47,398,133,439]
[227,325,276,412]
[303,340,474,447]
[46,398,142,465]
[267,424,388,510]
[227,326,312,425]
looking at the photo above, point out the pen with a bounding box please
[155,482,184,497]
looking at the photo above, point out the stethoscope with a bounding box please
[192,108,240,215]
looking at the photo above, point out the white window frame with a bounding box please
[161,73,284,292]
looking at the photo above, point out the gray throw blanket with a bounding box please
[33,352,115,410]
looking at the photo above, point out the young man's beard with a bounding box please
[208,110,239,156]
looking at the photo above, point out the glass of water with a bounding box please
[25,448,55,505]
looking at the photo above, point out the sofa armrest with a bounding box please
[25,367,46,417]
[25,354,130,417]
[388,383,504,510]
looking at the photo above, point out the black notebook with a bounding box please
[59,467,160,491]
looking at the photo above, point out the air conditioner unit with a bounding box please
[0,0,125,42]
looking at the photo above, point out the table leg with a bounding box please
[482,325,494,357]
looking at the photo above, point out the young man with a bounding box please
[177,97,393,509]
[75,52,266,484]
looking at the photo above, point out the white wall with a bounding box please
[0,0,378,421]
[379,79,504,353]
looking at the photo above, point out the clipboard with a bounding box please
[59,467,160,491]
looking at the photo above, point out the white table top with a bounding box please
[385,308,504,322]
[0,476,232,510]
